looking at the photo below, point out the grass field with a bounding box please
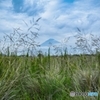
[0,20,100,99]
[0,51,100,100]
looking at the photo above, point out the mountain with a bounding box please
[40,38,60,46]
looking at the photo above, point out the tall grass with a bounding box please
[0,51,99,100]
[0,21,100,100]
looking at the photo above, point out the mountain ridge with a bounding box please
[40,38,60,46]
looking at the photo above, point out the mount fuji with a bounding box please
[40,38,60,46]
[36,38,61,55]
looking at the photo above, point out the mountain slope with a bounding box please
[41,38,60,46]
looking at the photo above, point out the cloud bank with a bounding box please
[0,0,100,45]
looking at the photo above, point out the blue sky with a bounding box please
[0,0,100,45]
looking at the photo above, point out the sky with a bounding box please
[0,0,100,49]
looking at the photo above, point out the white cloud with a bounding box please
[0,0,100,47]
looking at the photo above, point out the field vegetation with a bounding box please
[0,18,100,100]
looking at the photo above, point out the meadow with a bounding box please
[0,51,100,100]
[0,19,100,100]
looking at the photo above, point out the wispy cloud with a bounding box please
[0,0,100,45]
